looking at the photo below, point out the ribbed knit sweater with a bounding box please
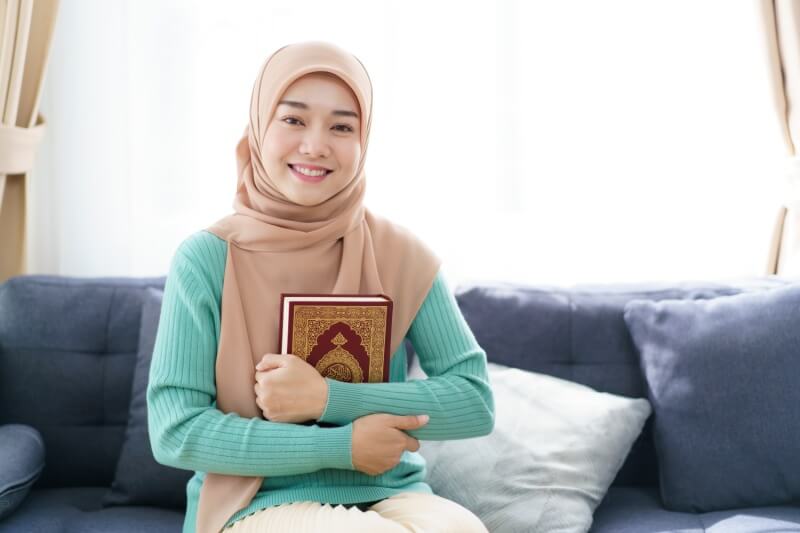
[146,230,495,532]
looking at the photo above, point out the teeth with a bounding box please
[292,165,328,177]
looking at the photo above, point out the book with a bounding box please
[279,293,394,384]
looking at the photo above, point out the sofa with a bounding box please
[1,272,799,532]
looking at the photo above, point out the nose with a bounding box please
[300,125,331,158]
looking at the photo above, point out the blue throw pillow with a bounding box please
[0,424,45,519]
[623,283,800,512]
[102,287,192,509]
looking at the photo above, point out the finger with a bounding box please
[256,353,286,371]
[255,368,278,381]
[391,414,430,430]
[404,435,421,452]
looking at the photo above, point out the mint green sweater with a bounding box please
[146,230,495,532]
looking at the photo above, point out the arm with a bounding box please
[317,268,495,440]
[146,240,354,476]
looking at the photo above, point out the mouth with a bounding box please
[288,164,332,183]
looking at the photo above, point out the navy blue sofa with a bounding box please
[1,272,798,532]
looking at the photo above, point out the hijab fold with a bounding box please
[195,41,441,533]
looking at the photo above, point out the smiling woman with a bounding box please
[145,40,493,533]
[262,71,362,206]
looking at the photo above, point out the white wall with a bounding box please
[28,0,785,288]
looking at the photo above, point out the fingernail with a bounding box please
[418,415,429,423]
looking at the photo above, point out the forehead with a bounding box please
[279,72,359,114]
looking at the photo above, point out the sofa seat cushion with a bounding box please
[589,487,800,533]
[0,487,183,533]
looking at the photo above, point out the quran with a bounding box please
[279,293,394,384]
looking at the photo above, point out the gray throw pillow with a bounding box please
[623,283,800,512]
[103,287,192,509]
[411,358,651,533]
[0,424,45,520]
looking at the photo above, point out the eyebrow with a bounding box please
[277,100,359,119]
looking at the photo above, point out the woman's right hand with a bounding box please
[351,413,430,476]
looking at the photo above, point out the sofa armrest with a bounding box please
[0,424,45,520]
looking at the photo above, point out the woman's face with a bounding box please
[263,72,362,206]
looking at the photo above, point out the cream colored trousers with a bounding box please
[224,491,489,533]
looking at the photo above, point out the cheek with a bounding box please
[343,142,362,168]
[263,130,296,165]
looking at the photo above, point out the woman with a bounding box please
[146,40,495,533]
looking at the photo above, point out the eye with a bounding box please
[282,116,354,133]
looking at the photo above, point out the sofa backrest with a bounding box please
[0,275,166,489]
[449,275,792,487]
[1,272,791,490]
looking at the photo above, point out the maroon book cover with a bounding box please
[278,293,394,384]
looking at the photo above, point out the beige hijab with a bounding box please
[196,41,441,533]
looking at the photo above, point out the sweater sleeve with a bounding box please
[316,268,495,440]
[146,239,355,476]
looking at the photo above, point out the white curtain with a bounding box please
[31,0,780,287]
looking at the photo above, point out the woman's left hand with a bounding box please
[254,353,329,424]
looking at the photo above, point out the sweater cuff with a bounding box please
[313,421,354,471]
[318,377,365,426]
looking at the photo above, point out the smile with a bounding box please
[288,164,331,183]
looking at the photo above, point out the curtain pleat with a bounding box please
[759,0,800,276]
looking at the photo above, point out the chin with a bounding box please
[288,191,328,207]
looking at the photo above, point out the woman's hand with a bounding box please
[351,413,430,475]
[254,353,329,424]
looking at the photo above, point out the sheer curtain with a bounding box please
[30,0,780,288]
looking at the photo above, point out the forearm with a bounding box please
[317,353,494,439]
[148,384,354,475]
[147,243,354,477]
